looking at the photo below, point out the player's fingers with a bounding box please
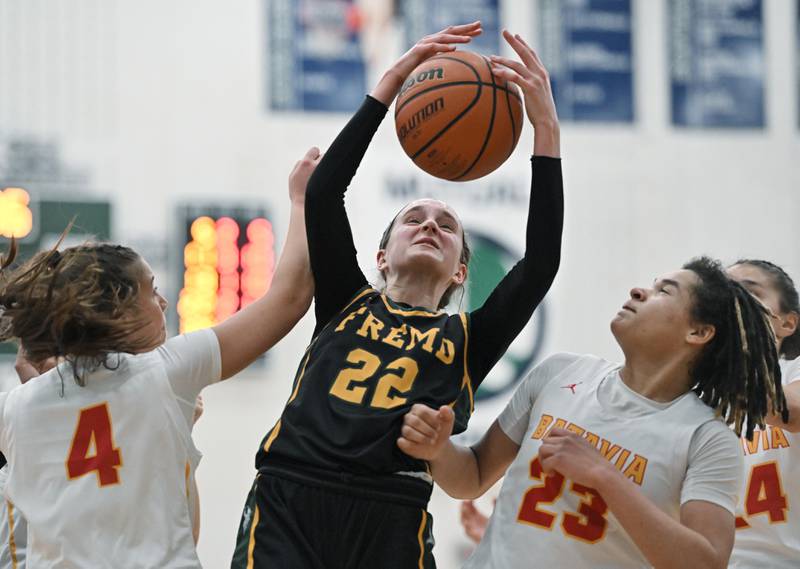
[544,427,571,440]
[460,500,478,517]
[397,436,424,457]
[404,412,438,439]
[501,30,539,71]
[304,146,321,160]
[489,55,533,79]
[402,421,437,443]
[441,21,482,36]
[424,33,475,45]
[513,33,544,67]
[410,403,443,425]
[401,424,433,445]
[489,65,529,92]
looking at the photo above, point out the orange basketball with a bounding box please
[394,50,524,182]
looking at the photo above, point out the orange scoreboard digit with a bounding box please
[177,206,274,334]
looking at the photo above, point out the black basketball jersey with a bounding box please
[256,287,474,478]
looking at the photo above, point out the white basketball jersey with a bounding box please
[465,353,742,569]
[0,330,219,568]
[0,466,26,569]
[729,358,800,568]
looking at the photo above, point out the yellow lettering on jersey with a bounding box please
[545,418,568,437]
[584,431,600,447]
[382,324,408,349]
[744,434,761,455]
[356,311,385,340]
[566,423,585,437]
[599,440,622,461]
[335,306,367,332]
[770,427,790,449]
[622,455,648,485]
[406,326,439,353]
[613,449,631,470]
[435,338,455,365]
[531,415,554,440]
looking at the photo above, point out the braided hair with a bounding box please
[733,259,800,359]
[684,257,787,439]
[0,241,151,385]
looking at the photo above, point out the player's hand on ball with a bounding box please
[372,22,482,105]
[489,30,558,129]
[397,403,455,461]
[539,428,614,488]
[288,147,322,206]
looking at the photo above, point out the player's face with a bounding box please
[728,263,796,344]
[130,258,168,351]
[378,199,466,286]
[611,269,703,354]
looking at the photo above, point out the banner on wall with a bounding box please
[669,0,765,128]
[538,0,634,123]
[402,0,501,54]
[267,0,366,112]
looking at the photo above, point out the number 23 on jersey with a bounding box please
[65,403,123,487]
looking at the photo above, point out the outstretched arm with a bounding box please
[306,22,483,333]
[468,31,564,383]
[398,405,519,499]
[212,148,318,379]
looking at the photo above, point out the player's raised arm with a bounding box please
[212,148,319,379]
[398,405,519,499]
[369,22,482,106]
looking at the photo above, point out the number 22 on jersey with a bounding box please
[65,403,122,487]
[517,455,609,543]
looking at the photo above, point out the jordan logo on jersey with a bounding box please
[560,382,583,394]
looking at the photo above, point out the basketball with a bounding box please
[394,50,523,182]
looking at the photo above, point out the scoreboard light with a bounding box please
[177,211,275,334]
[0,187,33,238]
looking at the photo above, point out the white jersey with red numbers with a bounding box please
[729,357,800,568]
[0,329,220,569]
[464,353,743,569]
[0,465,26,569]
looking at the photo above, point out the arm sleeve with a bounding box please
[157,329,222,412]
[467,157,564,384]
[305,96,388,335]
[680,421,744,515]
[497,353,575,443]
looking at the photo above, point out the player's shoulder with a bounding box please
[537,352,617,376]
[522,352,617,387]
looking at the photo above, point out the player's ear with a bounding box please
[376,249,388,272]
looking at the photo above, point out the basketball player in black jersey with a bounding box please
[231,23,564,568]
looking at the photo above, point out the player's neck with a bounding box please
[383,274,447,312]
[619,352,693,403]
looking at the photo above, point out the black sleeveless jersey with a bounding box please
[256,287,474,477]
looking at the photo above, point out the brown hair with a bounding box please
[0,241,152,385]
[378,207,471,310]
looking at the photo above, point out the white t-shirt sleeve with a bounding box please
[680,420,743,515]
[780,357,800,386]
[0,392,8,454]
[498,353,579,444]
[157,329,222,410]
